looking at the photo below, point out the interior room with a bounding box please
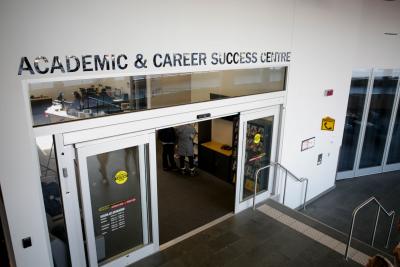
[156,116,239,244]
[28,67,286,127]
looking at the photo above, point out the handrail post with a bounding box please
[385,213,395,248]
[283,169,288,206]
[345,215,356,260]
[253,170,259,210]
[303,179,308,210]
[371,206,380,246]
[345,196,395,259]
[252,163,308,211]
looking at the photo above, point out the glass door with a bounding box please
[383,76,400,172]
[75,132,159,267]
[356,69,399,176]
[337,70,370,179]
[337,69,400,179]
[235,106,280,212]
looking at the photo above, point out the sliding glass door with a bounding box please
[384,80,400,172]
[337,70,370,175]
[75,133,159,267]
[337,69,400,179]
[235,106,280,212]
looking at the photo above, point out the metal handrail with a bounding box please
[344,196,396,260]
[252,162,309,211]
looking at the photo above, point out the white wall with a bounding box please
[0,1,294,266]
[0,0,399,266]
[281,0,400,208]
[212,119,233,146]
[353,0,400,68]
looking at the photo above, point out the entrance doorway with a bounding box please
[156,115,238,244]
[40,105,281,266]
[26,64,287,266]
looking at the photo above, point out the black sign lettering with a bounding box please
[50,56,65,73]
[94,55,110,71]
[18,57,34,75]
[199,53,207,65]
[66,56,80,72]
[182,53,190,66]
[211,52,218,65]
[82,55,93,72]
[173,53,183,67]
[153,53,162,68]
[17,51,291,75]
[117,54,128,70]
[34,56,49,74]
[163,54,172,67]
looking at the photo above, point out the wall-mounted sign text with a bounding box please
[18,51,291,75]
[301,137,315,152]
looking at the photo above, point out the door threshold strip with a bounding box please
[160,212,234,251]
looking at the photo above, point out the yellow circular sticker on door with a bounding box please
[114,170,128,185]
[254,133,261,144]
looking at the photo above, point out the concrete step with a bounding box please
[258,199,395,265]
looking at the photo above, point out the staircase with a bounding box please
[257,199,395,266]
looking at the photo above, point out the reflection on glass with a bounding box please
[359,70,399,169]
[29,67,287,127]
[387,98,400,164]
[87,145,150,264]
[242,116,274,200]
[36,135,71,267]
[338,72,369,172]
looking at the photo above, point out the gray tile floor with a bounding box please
[156,141,235,244]
[302,171,400,253]
[130,208,361,267]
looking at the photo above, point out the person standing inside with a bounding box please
[175,124,196,176]
[67,91,82,116]
[158,127,177,171]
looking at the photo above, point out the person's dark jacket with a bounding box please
[158,127,176,144]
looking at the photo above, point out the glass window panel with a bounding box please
[359,70,399,169]
[387,95,400,164]
[86,145,150,264]
[338,70,369,172]
[242,116,274,200]
[29,67,287,127]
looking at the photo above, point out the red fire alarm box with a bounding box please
[324,89,334,96]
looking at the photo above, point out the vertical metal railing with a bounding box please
[344,196,396,260]
[252,162,308,211]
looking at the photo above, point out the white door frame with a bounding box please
[54,134,88,267]
[56,130,159,267]
[47,96,285,266]
[75,131,159,267]
[235,106,280,213]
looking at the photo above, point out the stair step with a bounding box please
[261,199,394,263]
